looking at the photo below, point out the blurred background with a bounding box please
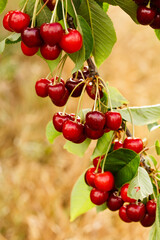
[0,1,160,240]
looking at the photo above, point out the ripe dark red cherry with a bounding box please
[9,11,30,33]
[120,184,136,203]
[133,0,149,5]
[65,78,85,97]
[137,6,156,25]
[40,23,63,46]
[146,200,156,217]
[73,132,86,144]
[150,14,160,29]
[94,172,114,192]
[93,155,105,168]
[86,81,103,100]
[123,137,143,153]
[85,124,104,140]
[107,191,124,211]
[72,66,89,79]
[140,213,155,227]
[86,111,106,131]
[53,112,71,132]
[43,0,55,11]
[85,167,101,187]
[119,205,132,223]
[40,44,61,60]
[62,120,85,142]
[21,27,43,47]
[21,41,39,56]
[3,11,14,31]
[105,112,122,131]
[150,0,160,9]
[51,88,69,107]
[48,81,66,101]
[59,29,83,53]
[35,78,50,97]
[126,202,146,222]
[90,188,109,205]
[113,140,123,150]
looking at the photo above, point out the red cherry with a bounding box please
[140,213,155,227]
[9,11,30,33]
[73,132,86,144]
[21,41,39,56]
[150,14,160,29]
[113,140,123,150]
[120,183,136,203]
[85,167,101,188]
[40,23,63,46]
[93,155,105,168]
[146,200,156,217]
[62,120,85,142]
[59,29,83,53]
[3,11,14,31]
[85,111,106,131]
[126,202,146,222]
[107,191,124,211]
[35,78,50,97]
[65,78,85,97]
[105,112,122,131]
[119,205,132,223]
[133,0,149,5]
[73,66,89,79]
[94,172,114,192]
[85,124,104,140]
[150,0,160,9]
[48,81,65,101]
[90,188,109,205]
[70,114,81,122]
[51,88,69,107]
[40,43,61,60]
[21,27,43,47]
[86,81,103,100]
[53,112,71,132]
[43,0,55,11]
[123,137,143,153]
[137,6,156,25]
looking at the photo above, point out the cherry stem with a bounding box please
[65,0,68,21]
[99,77,113,112]
[21,0,29,12]
[93,77,99,111]
[50,0,59,23]
[127,107,135,138]
[70,0,80,30]
[61,0,69,33]
[95,155,102,173]
[31,0,40,28]
[54,54,67,82]
[75,83,87,122]
[122,121,127,143]
[36,0,49,17]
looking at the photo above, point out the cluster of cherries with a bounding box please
[134,0,160,28]
[3,10,83,59]
[85,154,156,227]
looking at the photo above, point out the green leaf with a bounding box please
[96,203,107,212]
[0,33,21,54]
[64,138,91,157]
[148,122,160,132]
[146,155,157,168]
[109,86,128,108]
[78,0,116,67]
[46,121,61,144]
[103,3,109,12]
[149,223,157,240]
[128,167,153,201]
[117,104,160,126]
[155,29,160,41]
[103,149,140,188]
[0,0,7,14]
[78,108,91,122]
[155,140,160,156]
[91,131,114,160]
[155,194,160,238]
[70,172,95,221]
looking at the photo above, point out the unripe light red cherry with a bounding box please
[59,29,83,53]
[90,188,109,205]
[35,78,50,97]
[93,155,105,168]
[105,112,122,131]
[123,137,143,153]
[146,200,156,217]
[150,14,160,29]
[9,11,30,33]
[120,183,136,203]
[107,191,124,211]
[113,140,123,150]
[40,44,61,60]
[85,167,101,188]
[21,27,43,47]
[65,78,85,97]
[140,213,155,227]
[40,23,63,46]
[119,205,132,223]
[3,11,14,32]
[94,171,114,192]
[62,120,85,142]
[53,112,71,132]
[137,6,156,25]
[86,111,106,131]
[21,41,39,56]
[85,124,104,140]
[126,202,146,222]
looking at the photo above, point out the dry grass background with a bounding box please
[0,1,160,240]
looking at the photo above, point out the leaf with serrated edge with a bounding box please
[128,167,153,201]
[70,172,95,221]
[64,138,91,157]
[46,121,61,144]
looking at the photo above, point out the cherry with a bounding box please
[126,202,146,222]
[59,29,83,53]
[51,88,69,107]
[137,6,156,25]
[53,112,71,132]
[43,0,55,11]
[94,171,114,192]
[85,167,101,188]
[123,137,143,153]
[120,183,136,203]
[90,188,109,205]
[119,205,132,223]
[85,111,106,131]
[21,27,43,47]
[107,191,124,211]
[65,78,85,97]
[140,213,155,227]
[73,132,86,144]
[21,41,39,56]
[93,155,105,168]
[70,114,81,122]
[105,112,122,131]
[85,124,104,140]
[86,81,103,100]
[3,11,14,32]
[146,200,156,217]
[62,120,85,142]
[40,23,63,46]
[9,11,30,33]
[48,81,66,101]
[150,0,160,9]
[133,0,149,5]
[113,140,123,150]
[35,78,50,97]
[150,14,160,29]
[40,43,61,60]
[72,66,89,79]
